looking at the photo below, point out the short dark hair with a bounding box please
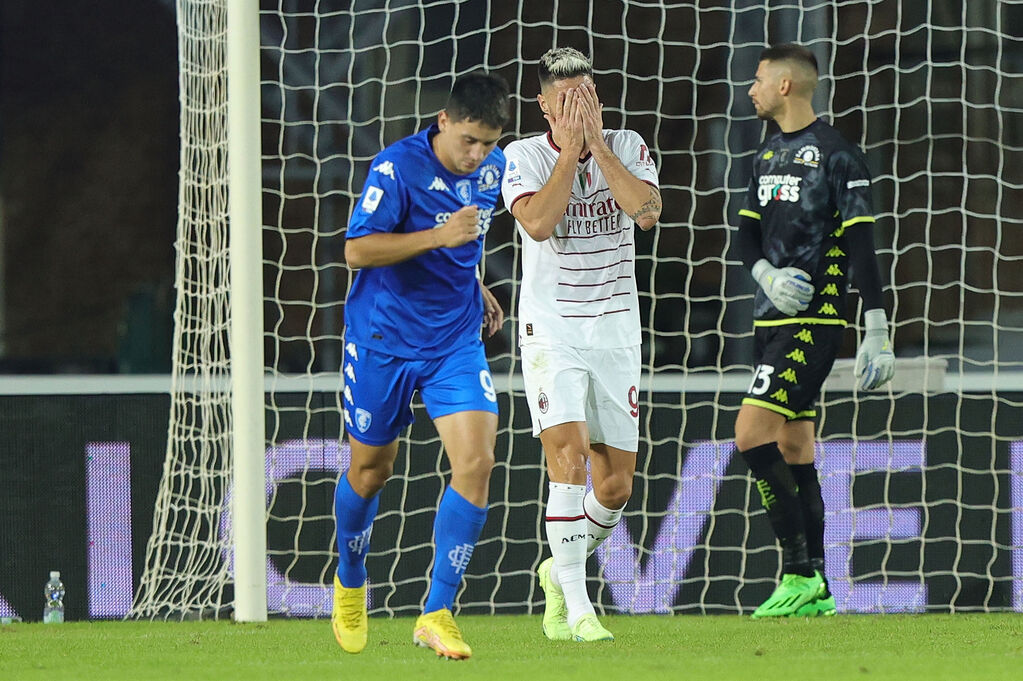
[759,43,818,75]
[445,72,510,129]
[537,47,592,89]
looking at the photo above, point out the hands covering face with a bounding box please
[543,77,603,153]
[575,77,604,148]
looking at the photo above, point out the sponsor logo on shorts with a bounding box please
[355,407,372,433]
[538,392,549,414]
[628,385,639,418]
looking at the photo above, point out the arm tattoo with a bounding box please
[629,188,662,222]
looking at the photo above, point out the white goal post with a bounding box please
[131,1,1023,621]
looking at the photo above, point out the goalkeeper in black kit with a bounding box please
[733,43,895,618]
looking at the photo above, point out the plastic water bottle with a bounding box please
[43,571,65,624]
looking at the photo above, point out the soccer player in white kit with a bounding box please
[501,47,661,642]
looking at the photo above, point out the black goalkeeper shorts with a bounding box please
[743,323,845,420]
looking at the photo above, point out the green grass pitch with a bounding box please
[2,614,1021,680]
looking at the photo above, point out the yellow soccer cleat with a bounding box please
[537,557,572,641]
[331,575,368,654]
[571,613,614,642]
[413,608,472,660]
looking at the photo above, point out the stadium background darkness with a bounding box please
[1,0,1020,374]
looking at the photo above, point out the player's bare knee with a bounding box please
[455,450,495,482]
[594,477,632,510]
[350,461,392,495]
[734,430,765,453]
[776,439,801,463]
[545,444,588,478]
[476,450,496,478]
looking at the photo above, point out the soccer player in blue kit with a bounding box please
[331,73,510,660]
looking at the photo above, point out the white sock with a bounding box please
[584,490,624,555]
[545,482,593,626]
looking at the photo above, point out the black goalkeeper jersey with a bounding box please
[739,118,875,325]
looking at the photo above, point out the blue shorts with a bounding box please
[342,338,498,446]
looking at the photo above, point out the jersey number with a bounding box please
[748,364,775,396]
[628,385,639,418]
[479,370,497,403]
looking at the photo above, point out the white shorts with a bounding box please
[519,343,640,452]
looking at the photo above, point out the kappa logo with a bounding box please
[477,164,500,191]
[361,186,384,214]
[343,408,354,428]
[794,144,822,168]
[455,179,473,205]
[428,176,449,191]
[371,160,396,180]
[344,362,356,384]
[355,407,372,433]
[345,342,359,361]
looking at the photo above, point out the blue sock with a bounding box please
[334,471,380,588]
[423,487,488,614]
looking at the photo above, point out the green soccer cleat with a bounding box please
[793,593,834,617]
[537,557,572,641]
[331,575,368,653]
[751,571,825,619]
[793,584,837,617]
[571,613,614,642]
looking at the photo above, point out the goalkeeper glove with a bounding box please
[751,259,815,316]
[855,308,895,390]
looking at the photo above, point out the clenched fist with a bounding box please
[435,205,481,248]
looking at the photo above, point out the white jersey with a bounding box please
[502,129,659,349]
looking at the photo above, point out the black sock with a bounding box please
[791,462,828,591]
[739,442,813,577]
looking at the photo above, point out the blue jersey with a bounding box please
[344,124,505,359]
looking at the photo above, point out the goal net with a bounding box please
[132,0,1023,619]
